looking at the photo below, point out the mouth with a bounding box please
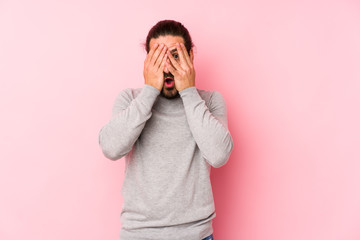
[164,77,175,88]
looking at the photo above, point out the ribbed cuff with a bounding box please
[179,86,202,105]
[145,84,161,93]
[136,84,160,109]
[179,86,197,96]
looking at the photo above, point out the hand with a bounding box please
[165,42,195,92]
[143,43,168,91]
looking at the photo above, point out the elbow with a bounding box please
[99,142,128,161]
[207,135,234,168]
[209,149,232,168]
[99,141,122,161]
[101,148,123,161]
[98,128,125,161]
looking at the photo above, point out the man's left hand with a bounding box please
[165,42,195,92]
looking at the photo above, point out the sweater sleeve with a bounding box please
[179,87,234,168]
[98,84,160,160]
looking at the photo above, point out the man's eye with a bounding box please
[173,53,179,59]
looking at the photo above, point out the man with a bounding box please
[98,20,233,240]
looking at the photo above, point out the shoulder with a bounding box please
[111,87,143,118]
[114,87,143,103]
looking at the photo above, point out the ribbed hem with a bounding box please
[119,218,214,240]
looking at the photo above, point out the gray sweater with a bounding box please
[98,84,233,240]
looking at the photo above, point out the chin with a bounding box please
[161,87,179,99]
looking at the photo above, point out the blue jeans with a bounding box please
[202,233,214,240]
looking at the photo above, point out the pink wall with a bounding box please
[1,0,360,239]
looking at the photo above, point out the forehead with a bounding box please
[149,35,184,51]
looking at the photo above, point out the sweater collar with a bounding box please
[153,93,184,112]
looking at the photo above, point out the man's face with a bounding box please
[149,35,184,99]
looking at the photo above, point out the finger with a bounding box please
[180,43,193,67]
[167,50,182,71]
[158,50,168,72]
[175,43,188,67]
[166,60,178,77]
[150,43,165,65]
[145,43,158,64]
[154,45,167,69]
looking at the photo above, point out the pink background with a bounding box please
[1,0,360,239]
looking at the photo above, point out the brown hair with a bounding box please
[144,20,194,54]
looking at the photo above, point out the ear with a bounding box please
[190,48,194,62]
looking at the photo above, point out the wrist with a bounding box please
[178,83,195,92]
[145,82,162,91]
[144,84,161,93]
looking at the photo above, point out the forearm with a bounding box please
[99,84,160,160]
[179,87,233,168]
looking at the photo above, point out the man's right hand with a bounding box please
[143,43,168,91]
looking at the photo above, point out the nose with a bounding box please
[164,66,169,74]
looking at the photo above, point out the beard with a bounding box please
[160,85,179,99]
[160,73,180,99]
